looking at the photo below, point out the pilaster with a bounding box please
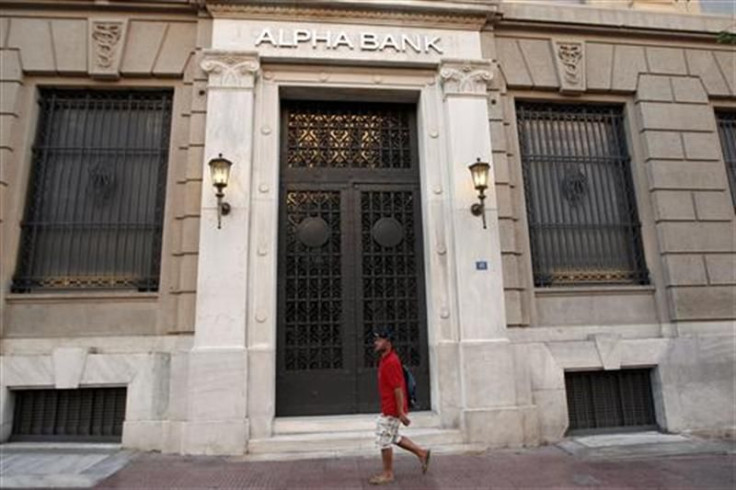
[183,50,259,455]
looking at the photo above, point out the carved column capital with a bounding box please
[439,59,494,96]
[201,50,260,89]
[88,19,127,79]
[554,41,585,94]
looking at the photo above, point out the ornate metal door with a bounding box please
[276,101,430,416]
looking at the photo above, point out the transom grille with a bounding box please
[285,101,412,169]
[716,111,736,208]
[516,103,649,287]
[12,388,126,442]
[565,369,656,432]
[12,90,172,292]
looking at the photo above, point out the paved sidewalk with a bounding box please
[91,442,734,489]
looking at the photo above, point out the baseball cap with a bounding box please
[373,326,395,341]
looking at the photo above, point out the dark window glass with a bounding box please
[715,111,736,209]
[12,90,172,292]
[516,103,649,287]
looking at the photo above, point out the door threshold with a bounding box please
[273,411,439,435]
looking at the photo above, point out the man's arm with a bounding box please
[394,387,410,426]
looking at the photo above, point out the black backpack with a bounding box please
[402,364,418,409]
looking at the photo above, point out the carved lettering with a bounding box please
[254,28,442,54]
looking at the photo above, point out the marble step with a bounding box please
[273,412,440,435]
[248,427,465,457]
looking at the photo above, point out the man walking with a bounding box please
[369,327,431,485]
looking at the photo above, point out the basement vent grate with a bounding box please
[565,369,657,433]
[11,387,126,442]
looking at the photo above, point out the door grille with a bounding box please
[11,388,126,442]
[565,369,656,432]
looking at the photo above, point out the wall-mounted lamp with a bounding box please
[469,158,491,229]
[208,154,232,229]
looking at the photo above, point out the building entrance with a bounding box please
[276,100,430,416]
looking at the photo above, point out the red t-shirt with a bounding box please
[378,350,408,417]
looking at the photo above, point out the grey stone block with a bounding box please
[497,38,533,88]
[682,132,722,161]
[663,254,708,286]
[0,18,9,49]
[643,131,683,160]
[585,42,613,91]
[651,189,695,221]
[705,255,736,285]
[638,102,714,132]
[713,51,735,95]
[636,74,673,102]
[50,19,86,74]
[0,81,20,115]
[693,191,733,221]
[670,286,736,320]
[7,18,54,73]
[646,47,687,75]
[519,39,558,89]
[658,222,734,253]
[154,22,197,77]
[0,49,22,81]
[671,77,708,104]
[648,160,726,190]
[612,45,647,92]
[686,49,731,97]
[121,21,167,75]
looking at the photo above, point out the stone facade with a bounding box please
[0,0,734,455]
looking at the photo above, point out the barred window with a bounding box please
[12,90,173,293]
[715,111,736,209]
[516,103,649,287]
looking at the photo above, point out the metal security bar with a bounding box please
[12,90,172,292]
[716,112,736,208]
[516,103,649,287]
[11,388,126,442]
[565,369,657,432]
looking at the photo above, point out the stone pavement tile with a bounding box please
[653,455,736,489]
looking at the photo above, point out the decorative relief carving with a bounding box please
[200,51,260,89]
[554,41,585,93]
[439,60,493,96]
[92,23,122,68]
[88,19,127,79]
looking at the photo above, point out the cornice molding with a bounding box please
[206,2,495,30]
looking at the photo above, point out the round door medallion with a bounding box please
[372,217,404,248]
[296,217,330,248]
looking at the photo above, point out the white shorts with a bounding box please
[375,415,402,449]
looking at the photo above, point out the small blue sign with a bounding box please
[475,261,488,271]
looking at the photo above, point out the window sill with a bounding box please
[5,291,159,304]
[534,284,656,297]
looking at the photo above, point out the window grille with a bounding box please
[11,388,126,442]
[516,103,649,287]
[12,90,172,292]
[715,111,736,209]
[565,369,657,432]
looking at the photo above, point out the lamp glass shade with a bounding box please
[209,155,232,188]
[469,160,490,191]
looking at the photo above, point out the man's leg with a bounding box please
[397,437,430,469]
[381,447,394,478]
